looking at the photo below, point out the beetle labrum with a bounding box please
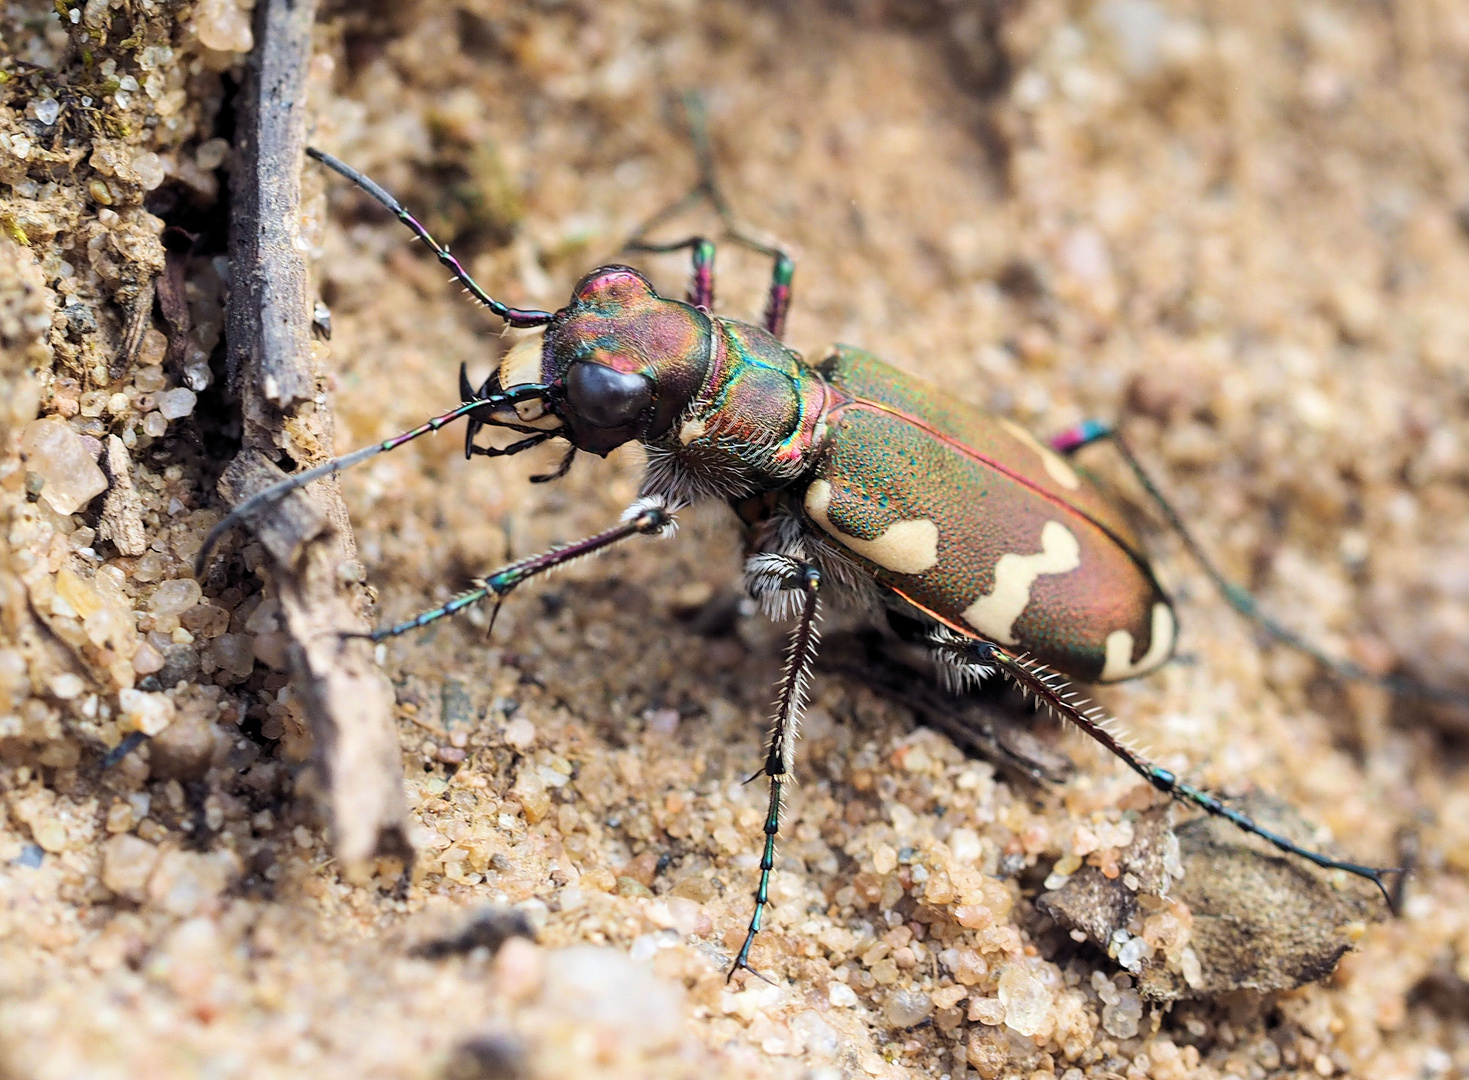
[203,143,1410,979]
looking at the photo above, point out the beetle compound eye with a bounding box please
[566,361,654,429]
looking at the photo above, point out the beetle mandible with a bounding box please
[203,141,1404,980]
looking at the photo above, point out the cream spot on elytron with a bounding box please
[1100,602,1176,682]
[679,417,707,444]
[962,520,1081,644]
[804,479,939,576]
[999,418,1080,491]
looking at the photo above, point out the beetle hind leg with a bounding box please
[729,556,822,982]
[934,630,1405,908]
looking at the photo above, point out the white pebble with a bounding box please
[503,716,536,750]
[827,981,858,1008]
[20,419,109,515]
[48,673,85,699]
[1117,936,1149,972]
[157,387,197,419]
[118,687,176,735]
[883,988,933,1028]
[997,964,1050,1036]
[150,577,202,615]
[34,98,60,126]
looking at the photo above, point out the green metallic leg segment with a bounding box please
[731,561,822,981]
[624,235,717,309]
[624,91,796,339]
[1052,421,1469,709]
[939,634,1404,908]
[353,500,675,642]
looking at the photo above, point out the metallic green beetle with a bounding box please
[205,147,1397,979]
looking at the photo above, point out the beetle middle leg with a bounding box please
[928,629,1404,906]
[729,555,822,980]
[353,498,677,641]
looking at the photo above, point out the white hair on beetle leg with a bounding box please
[621,494,680,537]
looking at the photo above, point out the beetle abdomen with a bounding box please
[805,347,1174,683]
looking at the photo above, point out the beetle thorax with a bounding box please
[642,317,833,505]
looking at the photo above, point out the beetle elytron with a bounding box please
[204,143,1402,979]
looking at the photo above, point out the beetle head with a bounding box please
[486,267,710,455]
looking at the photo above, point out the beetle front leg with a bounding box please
[354,497,677,641]
[730,555,822,981]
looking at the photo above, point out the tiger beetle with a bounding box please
[201,116,1465,981]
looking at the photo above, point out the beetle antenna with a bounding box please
[196,384,552,573]
[307,147,555,329]
[1051,421,1469,710]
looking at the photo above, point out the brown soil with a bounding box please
[3,2,1468,1078]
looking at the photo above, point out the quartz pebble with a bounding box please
[150,578,203,616]
[503,717,536,750]
[118,687,176,735]
[102,834,160,901]
[997,963,1050,1036]
[194,0,254,52]
[883,988,933,1028]
[156,387,197,419]
[20,419,109,514]
[131,151,166,191]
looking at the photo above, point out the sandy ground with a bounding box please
[2,1,1469,1078]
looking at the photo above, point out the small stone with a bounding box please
[31,817,68,853]
[152,644,199,689]
[827,981,859,1008]
[103,834,159,901]
[1101,985,1143,1039]
[143,412,168,438]
[20,419,109,514]
[503,716,536,750]
[34,98,60,125]
[131,640,165,675]
[150,578,202,615]
[209,632,255,678]
[194,0,254,52]
[150,709,216,781]
[948,826,982,866]
[134,364,166,392]
[131,151,165,191]
[872,843,898,874]
[146,848,241,916]
[118,687,175,735]
[156,387,197,419]
[182,603,230,639]
[47,672,85,699]
[997,963,1051,1036]
[883,988,933,1028]
[967,996,1006,1025]
[1117,936,1149,972]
